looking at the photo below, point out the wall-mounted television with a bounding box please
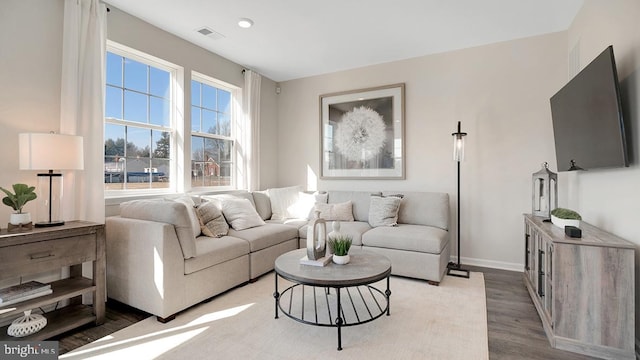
[550,45,628,172]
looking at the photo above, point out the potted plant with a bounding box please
[1,184,37,225]
[328,235,352,265]
[550,207,581,229]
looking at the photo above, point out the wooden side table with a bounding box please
[0,221,105,340]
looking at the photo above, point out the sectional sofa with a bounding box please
[105,188,450,321]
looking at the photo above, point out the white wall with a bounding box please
[0,2,280,218]
[0,0,64,224]
[565,0,640,342]
[106,5,280,193]
[277,32,567,270]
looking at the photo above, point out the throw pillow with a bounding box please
[196,201,229,238]
[289,191,329,220]
[171,196,201,237]
[314,201,354,221]
[219,198,265,231]
[368,195,403,227]
[267,185,303,220]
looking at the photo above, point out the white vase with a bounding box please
[333,254,350,265]
[551,215,580,229]
[9,213,31,225]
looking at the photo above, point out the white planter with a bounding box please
[333,254,350,265]
[9,213,31,225]
[551,215,580,229]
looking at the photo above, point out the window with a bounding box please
[190,73,238,189]
[104,43,179,194]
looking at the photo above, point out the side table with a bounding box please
[0,221,106,340]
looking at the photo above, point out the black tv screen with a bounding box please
[550,45,628,171]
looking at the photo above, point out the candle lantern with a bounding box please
[532,162,557,219]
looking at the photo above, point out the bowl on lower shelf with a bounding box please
[551,215,580,229]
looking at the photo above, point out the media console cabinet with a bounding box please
[0,221,105,340]
[523,214,634,359]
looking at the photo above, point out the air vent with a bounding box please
[196,27,225,40]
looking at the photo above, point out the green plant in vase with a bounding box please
[550,207,581,229]
[1,183,37,225]
[328,235,352,265]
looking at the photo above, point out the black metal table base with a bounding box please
[274,274,391,350]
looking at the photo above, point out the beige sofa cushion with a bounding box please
[185,235,250,274]
[229,223,298,252]
[171,195,201,236]
[362,224,449,254]
[383,191,449,230]
[252,190,272,220]
[120,199,197,259]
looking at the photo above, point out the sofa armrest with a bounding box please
[106,216,186,318]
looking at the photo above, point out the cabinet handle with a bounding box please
[537,249,545,297]
[30,252,54,260]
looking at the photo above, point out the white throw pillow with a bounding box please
[368,195,402,227]
[289,191,329,220]
[267,185,303,220]
[219,198,265,231]
[314,201,354,221]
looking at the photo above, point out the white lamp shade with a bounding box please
[19,133,84,170]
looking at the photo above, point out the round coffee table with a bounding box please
[274,248,392,350]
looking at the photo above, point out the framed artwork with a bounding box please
[319,83,405,179]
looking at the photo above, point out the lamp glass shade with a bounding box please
[452,134,465,162]
[19,133,84,170]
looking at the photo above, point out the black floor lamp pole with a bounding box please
[447,121,470,279]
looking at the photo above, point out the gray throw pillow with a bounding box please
[196,201,229,237]
[368,195,402,227]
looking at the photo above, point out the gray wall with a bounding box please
[0,0,64,223]
[565,0,640,342]
[276,32,567,270]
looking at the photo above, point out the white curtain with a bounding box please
[243,70,262,191]
[60,0,107,223]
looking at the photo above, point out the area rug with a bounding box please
[61,272,488,360]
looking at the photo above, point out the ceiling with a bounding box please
[104,0,584,82]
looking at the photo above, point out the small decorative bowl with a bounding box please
[7,310,47,337]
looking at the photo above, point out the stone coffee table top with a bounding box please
[274,248,392,287]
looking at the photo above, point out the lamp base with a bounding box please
[447,262,470,279]
[34,220,65,228]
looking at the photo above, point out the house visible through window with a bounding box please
[190,73,237,189]
[104,44,177,193]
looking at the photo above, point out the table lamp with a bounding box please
[19,133,84,227]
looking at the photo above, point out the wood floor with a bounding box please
[54,267,598,359]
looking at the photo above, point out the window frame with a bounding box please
[104,41,184,198]
[189,71,241,192]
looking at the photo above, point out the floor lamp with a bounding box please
[19,133,84,227]
[447,121,470,278]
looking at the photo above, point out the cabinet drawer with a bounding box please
[0,235,96,279]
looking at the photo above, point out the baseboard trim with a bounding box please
[450,256,522,272]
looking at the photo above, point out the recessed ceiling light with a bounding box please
[238,18,254,28]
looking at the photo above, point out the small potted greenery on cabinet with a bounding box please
[550,207,581,229]
[1,183,37,225]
